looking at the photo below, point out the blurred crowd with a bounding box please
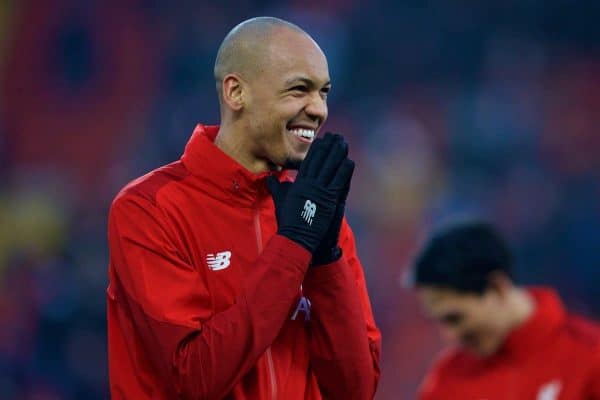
[0,1,599,399]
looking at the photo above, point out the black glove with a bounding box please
[267,133,353,255]
[311,156,354,266]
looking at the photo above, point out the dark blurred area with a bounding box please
[1,1,599,398]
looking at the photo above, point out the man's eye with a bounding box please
[290,86,308,92]
[441,313,463,325]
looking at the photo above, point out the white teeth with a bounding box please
[289,128,315,140]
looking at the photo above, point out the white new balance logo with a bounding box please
[206,251,231,271]
[537,380,561,400]
[301,200,316,225]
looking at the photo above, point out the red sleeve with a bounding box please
[417,352,453,400]
[417,370,439,400]
[302,219,381,399]
[108,194,311,399]
[586,342,600,399]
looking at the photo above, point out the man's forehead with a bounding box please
[283,75,330,87]
[266,32,327,68]
[270,53,330,85]
[420,287,471,309]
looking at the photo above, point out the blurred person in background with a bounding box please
[408,220,600,399]
[107,16,380,400]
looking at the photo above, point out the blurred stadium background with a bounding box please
[1,0,599,398]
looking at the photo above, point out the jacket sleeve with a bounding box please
[108,194,311,399]
[302,219,381,399]
[587,341,600,399]
[417,351,453,400]
[417,369,439,400]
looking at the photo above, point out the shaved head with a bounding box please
[213,16,330,174]
[214,17,310,101]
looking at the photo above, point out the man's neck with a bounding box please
[214,124,269,174]
[505,288,536,334]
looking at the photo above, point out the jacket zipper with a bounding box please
[254,207,278,400]
[265,348,277,400]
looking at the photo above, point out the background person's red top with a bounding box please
[418,288,600,399]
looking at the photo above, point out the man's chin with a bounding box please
[463,342,497,358]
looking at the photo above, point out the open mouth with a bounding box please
[287,126,316,143]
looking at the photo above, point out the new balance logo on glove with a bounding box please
[301,200,316,225]
[206,251,232,271]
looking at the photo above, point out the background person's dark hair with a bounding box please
[411,220,514,294]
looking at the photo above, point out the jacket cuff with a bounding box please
[267,234,312,272]
[304,256,349,286]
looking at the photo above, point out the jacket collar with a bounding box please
[181,124,286,206]
[499,287,566,360]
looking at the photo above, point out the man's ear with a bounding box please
[222,74,245,111]
[487,270,513,297]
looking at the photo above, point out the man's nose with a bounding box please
[304,93,327,123]
[439,325,461,344]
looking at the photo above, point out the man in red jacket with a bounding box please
[408,220,600,399]
[107,16,381,400]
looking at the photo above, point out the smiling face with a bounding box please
[217,24,331,172]
[242,29,330,169]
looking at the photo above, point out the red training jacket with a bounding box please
[107,124,381,399]
[418,287,600,399]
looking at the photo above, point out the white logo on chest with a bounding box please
[206,251,232,271]
[537,380,562,400]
